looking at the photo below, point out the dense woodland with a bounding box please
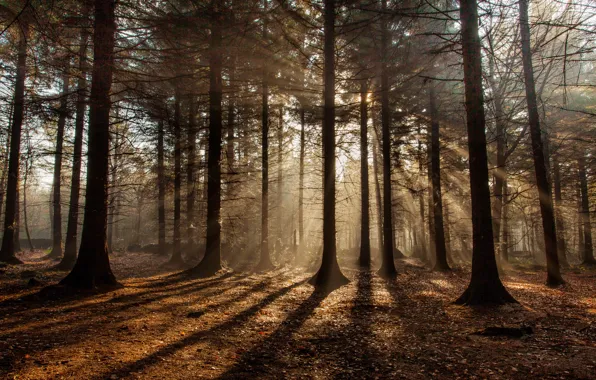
[0,0,595,378]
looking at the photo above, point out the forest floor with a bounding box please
[0,250,595,379]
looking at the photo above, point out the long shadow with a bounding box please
[94,278,309,380]
[217,289,326,379]
[0,271,239,320]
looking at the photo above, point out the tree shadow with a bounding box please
[93,278,309,379]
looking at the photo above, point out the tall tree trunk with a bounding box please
[60,0,119,288]
[157,119,166,256]
[429,86,449,271]
[378,0,397,278]
[227,58,236,171]
[359,80,371,267]
[187,97,197,250]
[553,154,569,267]
[455,0,516,305]
[61,5,91,269]
[0,20,28,264]
[519,0,563,286]
[257,0,273,270]
[23,144,33,251]
[310,0,349,291]
[578,154,595,265]
[49,69,70,259]
[277,106,283,246]
[500,176,510,262]
[298,108,305,249]
[0,126,10,226]
[372,122,384,257]
[170,92,184,265]
[189,1,223,277]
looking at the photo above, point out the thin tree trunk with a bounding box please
[578,154,595,265]
[157,119,166,256]
[0,20,28,264]
[277,106,283,246]
[298,108,305,248]
[189,1,223,277]
[455,0,516,305]
[359,79,371,267]
[519,0,563,286]
[372,122,384,257]
[60,0,119,288]
[60,3,90,269]
[49,69,70,259]
[310,0,349,291]
[500,176,510,262]
[378,0,397,278]
[187,96,197,250]
[170,92,184,265]
[429,86,449,271]
[258,0,273,270]
[553,154,569,267]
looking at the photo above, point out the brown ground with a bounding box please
[0,250,595,379]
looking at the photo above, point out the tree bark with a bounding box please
[455,0,516,305]
[257,0,274,270]
[49,69,70,259]
[578,154,595,265]
[60,0,119,288]
[553,154,568,267]
[519,0,563,286]
[429,86,449,271]
[189,1,223,277]
[310,0,349,291]
[60,4,91,269]
[187,96,197,250]
[157,119,166,256]
[298,108,305,248]
[170,92,184,265]
[0,20,28,264]
[378,0,397,278]
[359,80,371,267]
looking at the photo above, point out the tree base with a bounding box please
[454,281,517,306]
[54,258,75,271]
[186,258,222,278]
[45,248,63,260]
[255,254,275,272]
[377,265,398,279]
[165,256,186,269]
[433,262,451,272]
[581,258,596,267]
[309,266,350,294]
[545,275,565,288]
[394,248,405,259]
[60,270,121,290]
[0,255,23,265]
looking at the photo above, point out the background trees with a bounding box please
[0,0,593,300]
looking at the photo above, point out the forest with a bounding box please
[0,0,595,378]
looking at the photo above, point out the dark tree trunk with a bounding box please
[227,57,236,171]
[277,106,283,246]
[298,108,305,248]
[170,92,184,265]
[60,5,90,269]
[500,177,510,262]
[157,120,166,256]
[372,123,384,256]
[519,0,563,286]
[187,97,197,250]
[257,0,274,271]
[378,0,397,278]
[14,186,20,253]
[576,185,584,260]
[359,80,371,268]
[189,2,223,277]
[0,130,9,226]
[455,0,516,305]
[0,20,28,264]
[553,155,569,267]
[578,154,595,265]
[49,69,70,259]
[60,0,119,288]
[429,86,449,271]
[310,0,349,292]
